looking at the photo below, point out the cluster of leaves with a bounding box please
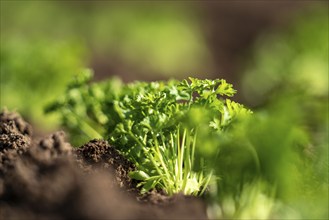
[204,7,329,219]
[46,70,251,196]
[205,96,328,219]
[46,68,327,218]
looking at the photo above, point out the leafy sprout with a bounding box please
[47,70,251,196]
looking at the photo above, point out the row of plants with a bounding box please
[46,68,328,219]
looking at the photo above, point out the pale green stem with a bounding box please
[152,132,172,190]
[180,128,187,183]
[68,108,103,139]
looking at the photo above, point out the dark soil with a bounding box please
[0,110,207,220]
[75,139,137,190]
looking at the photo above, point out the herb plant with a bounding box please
[203,7,328,219]
[46,70,251,196]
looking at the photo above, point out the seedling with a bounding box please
[46,70,251,195]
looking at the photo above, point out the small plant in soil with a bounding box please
[42,66,328,219]
[46,70,251,196]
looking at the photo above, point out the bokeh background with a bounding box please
[1,1,327,129]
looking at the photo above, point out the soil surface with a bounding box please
[0,110,207,220]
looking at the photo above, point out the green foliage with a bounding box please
[0,38,85,128]
[47,70,251,196]
[205,7,329,219]
[1,1,211,78]
[242,7,328,104]
[204,96,328,219]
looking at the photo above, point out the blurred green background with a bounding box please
[1,1,327,128]
[0,1,328,219]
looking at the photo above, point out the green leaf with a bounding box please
[129,170,150,181]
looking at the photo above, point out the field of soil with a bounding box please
[0,110,207,219]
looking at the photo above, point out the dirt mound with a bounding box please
[75,139,137,189]
[0,110,31,152]
[0,110,207,219]
[0,110,32,178]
